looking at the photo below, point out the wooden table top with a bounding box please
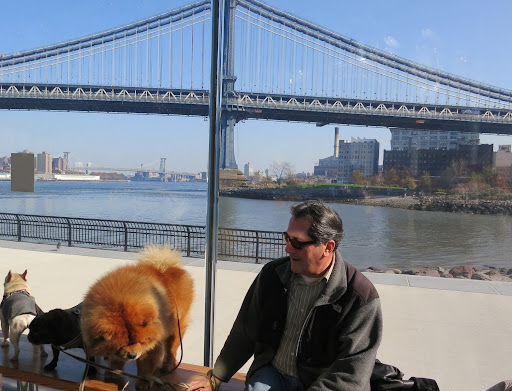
[0,334,245,391]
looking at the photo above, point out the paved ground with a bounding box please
[0,239,511,391]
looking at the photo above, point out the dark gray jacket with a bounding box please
[212,252,383,391]
[2,291,42,320]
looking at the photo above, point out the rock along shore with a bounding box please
[354,196,512,215]
[364,265,512,282]
[220,187,512,216]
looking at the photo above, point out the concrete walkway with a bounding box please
[0,240,511,391]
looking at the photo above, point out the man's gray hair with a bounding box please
[290,200,344,249]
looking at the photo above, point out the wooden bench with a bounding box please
[0,333,245,391]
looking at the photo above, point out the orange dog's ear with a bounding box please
[21,270,28,280]
[6,270,13,282]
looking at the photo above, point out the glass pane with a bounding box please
[1,2,511,391]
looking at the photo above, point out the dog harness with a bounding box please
[60,303,84,349]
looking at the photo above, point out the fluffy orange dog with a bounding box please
[81,246,193,390]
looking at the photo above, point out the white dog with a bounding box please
[0,270,47,361]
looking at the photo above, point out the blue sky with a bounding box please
[1,0,511,174]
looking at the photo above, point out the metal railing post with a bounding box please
[16,214,21,242]
[255,231,260,264]
[186,226,191,257]
[67,218,72,247]
[123,222,128,252]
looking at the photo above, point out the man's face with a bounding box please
[284,217,335,278]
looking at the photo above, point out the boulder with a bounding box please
[449,266,474,279]
[403,267,440,277]
[491,274,512,282]
[473,270,512,282]
[472,272,492,281]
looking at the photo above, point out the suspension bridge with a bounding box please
[68,157,198,181]
[1,0,511,170]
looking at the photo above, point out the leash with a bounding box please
[55,346,191,391]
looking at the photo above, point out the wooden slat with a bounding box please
[0,333,245,390]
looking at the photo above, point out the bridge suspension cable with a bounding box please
[238,0,512,106]
[0,1,210,66]
[236,9,505,109]
[0,1,211,91]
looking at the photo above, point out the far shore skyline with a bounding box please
[2,129,510,177]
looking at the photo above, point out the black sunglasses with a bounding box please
[282,232,316,250]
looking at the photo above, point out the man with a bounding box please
[188,200,382,391]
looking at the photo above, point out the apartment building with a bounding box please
[36,151,53,173]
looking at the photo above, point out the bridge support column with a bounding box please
[220,0,239,171]
[220,113,237,169]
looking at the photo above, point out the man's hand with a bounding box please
[186,372,221,391]
[186,377,213,391]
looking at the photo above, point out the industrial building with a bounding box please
[314,127,379,183]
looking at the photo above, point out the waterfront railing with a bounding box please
[0,213,285,263]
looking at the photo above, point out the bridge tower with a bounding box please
[159,158,168,182]
[220,0,238,171]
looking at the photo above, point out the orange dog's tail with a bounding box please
[136,245,183,272]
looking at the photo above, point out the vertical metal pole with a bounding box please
[67,218,72,247]
[204,0,223,367]
[16,215,21,242]
[123,222,128,252]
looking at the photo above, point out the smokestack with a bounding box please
[334,127,340,158]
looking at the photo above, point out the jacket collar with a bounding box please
[275,250,347,304]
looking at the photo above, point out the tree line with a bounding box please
[255,160,512,199]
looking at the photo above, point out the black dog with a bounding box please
[27,303,96,374]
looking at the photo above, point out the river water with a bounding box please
[0,181,510,270]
